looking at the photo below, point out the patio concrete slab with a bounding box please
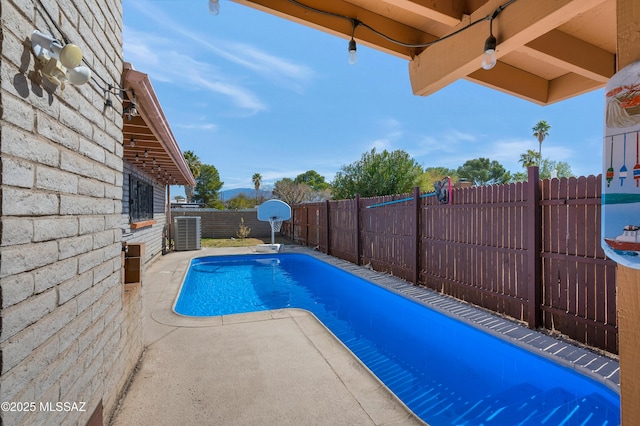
[109,247,422,425]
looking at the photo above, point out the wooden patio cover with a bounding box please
[232,0,616,105]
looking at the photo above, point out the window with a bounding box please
[129,177,154,222]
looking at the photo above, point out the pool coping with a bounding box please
[152,245,620,404]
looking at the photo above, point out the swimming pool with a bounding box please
[174,253,620,425]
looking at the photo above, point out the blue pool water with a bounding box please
[174,253,620,425]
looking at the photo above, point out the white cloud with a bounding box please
[124,0,314,93]
[175,123,218,131]
[123,27,266,114]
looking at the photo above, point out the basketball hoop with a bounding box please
[269,217,283,233]
[257,199,292,247]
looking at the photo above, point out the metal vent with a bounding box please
[174,216,201,251]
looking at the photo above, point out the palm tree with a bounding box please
[532,120,551,166]
[183,150,202,203]
[518,149,540,168]
[252,173,262,204]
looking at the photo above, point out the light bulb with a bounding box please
[130,138,135,147]
[481,35,497,70]
[66,65,91,85]
[208,0,220,15]
[59,44,83,69]
[348,39,357,65]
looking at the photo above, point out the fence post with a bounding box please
[355,194,361,265]
[413,186,420,285]
[325,200,330,255]
[526,166,542,329]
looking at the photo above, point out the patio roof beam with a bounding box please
[408,0,609,99]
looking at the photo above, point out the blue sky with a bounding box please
[123,0,605,195]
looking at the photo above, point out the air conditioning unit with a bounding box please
[174,216,201,251]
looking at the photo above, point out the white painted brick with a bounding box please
[58,270,93,305]
[0,289,57,342]
[36,167,78,194]
[0,272,35,308]
[31,299,77,349]
[34,257,78,293]
[33,217,78,242]
[59,103,93,139]
[2,93,35,132]
[78,247,106,273]
[1,218,34,246]
[105,183,122,200]
[2,187,59,216]
[93,230,115,249]
[59,343,84,398]
[79,216,105,234]
[58,234,93,260]
[91,284,119,321]
[104,243,123,264]
[79,137,106,163]
[58,309,91,354]
[60,195,96,215]
[93,261,116,285]
[1,1,31,45]
[78,318,105,355]
[0,328,35,374]
[78,177,105,197]
[92,126,116,153]
[76,280,105,314]
[105,151,123,172]
[36,112,80,152]
[0,241,58,278]
[60,150,98,179]
[60,194,116,215]
[1,126,59,167]
[2,157,35,188]
[102,299,121,326]
[105,214,122,230]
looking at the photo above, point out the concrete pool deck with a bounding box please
[109,245,620,425]
[109,246,423,426]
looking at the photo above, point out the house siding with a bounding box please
[122,161,167,263]
[0,1,141,424]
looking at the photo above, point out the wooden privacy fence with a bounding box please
[281,168,618,354]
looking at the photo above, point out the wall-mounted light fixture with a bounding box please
[31,30,91,87]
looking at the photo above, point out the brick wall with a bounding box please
[172,209,273,238]
[0,1,141,424]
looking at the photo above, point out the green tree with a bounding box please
[417,167,458,192]
[225,193,256,210]
[456,158,511,186]
[193,164,224,208]
[540,159,574,179]
[272,178,312,205]
[183,150,202,203]
[518,149,540,168]
[294,170,330,191]
[252,173,262,203]
[532,120,551,166]
[332,148,423,199]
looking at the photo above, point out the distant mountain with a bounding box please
[219,188,272,201]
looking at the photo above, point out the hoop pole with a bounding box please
[271,222,275,245]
